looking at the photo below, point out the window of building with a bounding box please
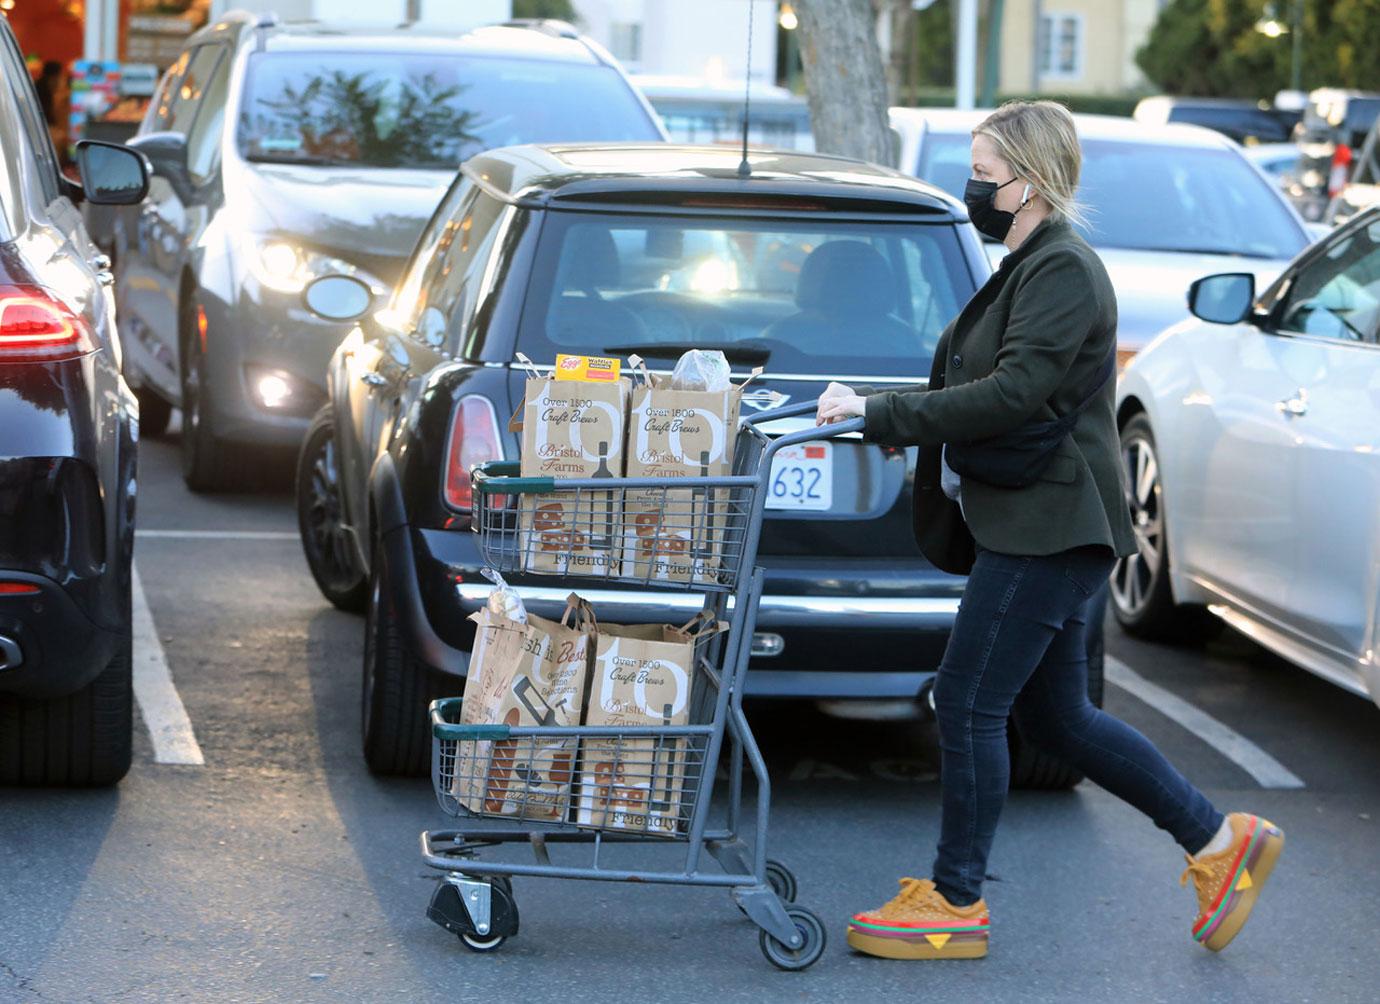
[608,22,643,66]
[1037,13,1083,82]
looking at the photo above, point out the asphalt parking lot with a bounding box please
[3,430,1377,1004]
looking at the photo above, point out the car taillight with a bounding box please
[0,286,93,362]
[443,394,504,519]
[1329,144,1354,196]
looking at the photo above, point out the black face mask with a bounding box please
[964,176,1021,242]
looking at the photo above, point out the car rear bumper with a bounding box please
[0,571,122,700]
[381,523,960,700]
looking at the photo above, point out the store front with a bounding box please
[6,0,210,157]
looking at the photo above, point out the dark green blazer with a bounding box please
[859,217,1138,576]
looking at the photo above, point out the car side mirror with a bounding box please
[1188,272,1255,325]
[74,141,151,205]
[127,131,192,202]
[303,274,373,322]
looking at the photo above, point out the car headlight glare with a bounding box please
[244,235,387,299]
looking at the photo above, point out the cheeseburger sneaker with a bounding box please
[1181,812,1285,952]
[847,877,989,960]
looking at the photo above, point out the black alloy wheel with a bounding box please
[296,406,367,612]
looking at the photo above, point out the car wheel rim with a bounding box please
[362,572,379,743]
[1111,433,1165,618]
[304,432,356,591]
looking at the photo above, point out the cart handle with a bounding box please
[430,698,515,740]
[470,461,554,495]
[740,397,824,425]
[741,396,868,452]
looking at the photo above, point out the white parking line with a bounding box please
[139,530,298,540]
[131,563,205,766]
[1106,657,1304,789]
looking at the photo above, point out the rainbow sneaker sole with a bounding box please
[1194,815,1285,952]
[846,916,990,960]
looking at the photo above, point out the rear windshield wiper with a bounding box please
[603,343,771,365]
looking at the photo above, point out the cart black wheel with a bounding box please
[765,860,797,903]
[460,931,507,953]
[759,905,826,971]
[491,875,513,898]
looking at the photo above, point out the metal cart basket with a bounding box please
[421,399,864,970]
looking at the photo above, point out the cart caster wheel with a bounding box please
[427,876,520,948]
[760,905,827,971]
[765,860,797,903]
[460,931,507,953]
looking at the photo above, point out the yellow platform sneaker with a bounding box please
[1181,812,1285,952]
[847,877,989,960]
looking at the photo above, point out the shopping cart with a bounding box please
[420,399,864,970]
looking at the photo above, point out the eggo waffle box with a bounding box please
[454,596,594,821]
[515,357,630,576]
[574,616,723,836]
[620,366,758,584]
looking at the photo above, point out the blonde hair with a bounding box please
[973,100,1088,230]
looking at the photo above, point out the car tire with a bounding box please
[1007,601,1105,791]
[179,293,253,493]
[297,406,368,613]
[1110,414,1222,645]
[135,387,172,438]
[0,591,133,787]
[361,532,447,776]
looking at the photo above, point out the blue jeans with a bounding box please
[931,545,1224,907]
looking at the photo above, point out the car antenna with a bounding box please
[737,0,755,179]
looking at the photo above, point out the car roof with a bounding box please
[890,107,1241,150]
[194,19,604,64]
[462,143,963,216]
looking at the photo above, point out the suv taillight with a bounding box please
[0,286,93,362]
[443,394,504,519]
[1329,143,1354,196]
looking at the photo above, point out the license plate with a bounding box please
[766,443,833,512]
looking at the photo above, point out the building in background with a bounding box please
[1000,0,1164,96]
[573,0,776,85]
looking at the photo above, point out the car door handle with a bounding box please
[360,372,387,387]
[1276,393,1308,418]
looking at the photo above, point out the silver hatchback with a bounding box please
[109,14,663,490]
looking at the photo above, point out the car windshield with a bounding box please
[236,52,660,169]
[517,211,973,377]
[918,133,1306,259]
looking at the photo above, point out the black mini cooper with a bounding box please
[295,143,1104,786]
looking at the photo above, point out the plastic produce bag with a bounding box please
[481,568,527,624]
[670,349,731,393]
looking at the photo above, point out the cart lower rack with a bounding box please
[421,400,864,970]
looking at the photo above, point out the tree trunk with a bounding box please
[795,0,896,166]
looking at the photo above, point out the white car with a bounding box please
[1114,205,1380,709]
[890,108,1313,366]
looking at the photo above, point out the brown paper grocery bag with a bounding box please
[455,594,594,821]
[518,373,630,576]
[621,367,759,584]
[575,612,726,836]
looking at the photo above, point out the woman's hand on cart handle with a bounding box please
[816,382,866,426]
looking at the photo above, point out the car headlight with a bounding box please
[243,235,387,298]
